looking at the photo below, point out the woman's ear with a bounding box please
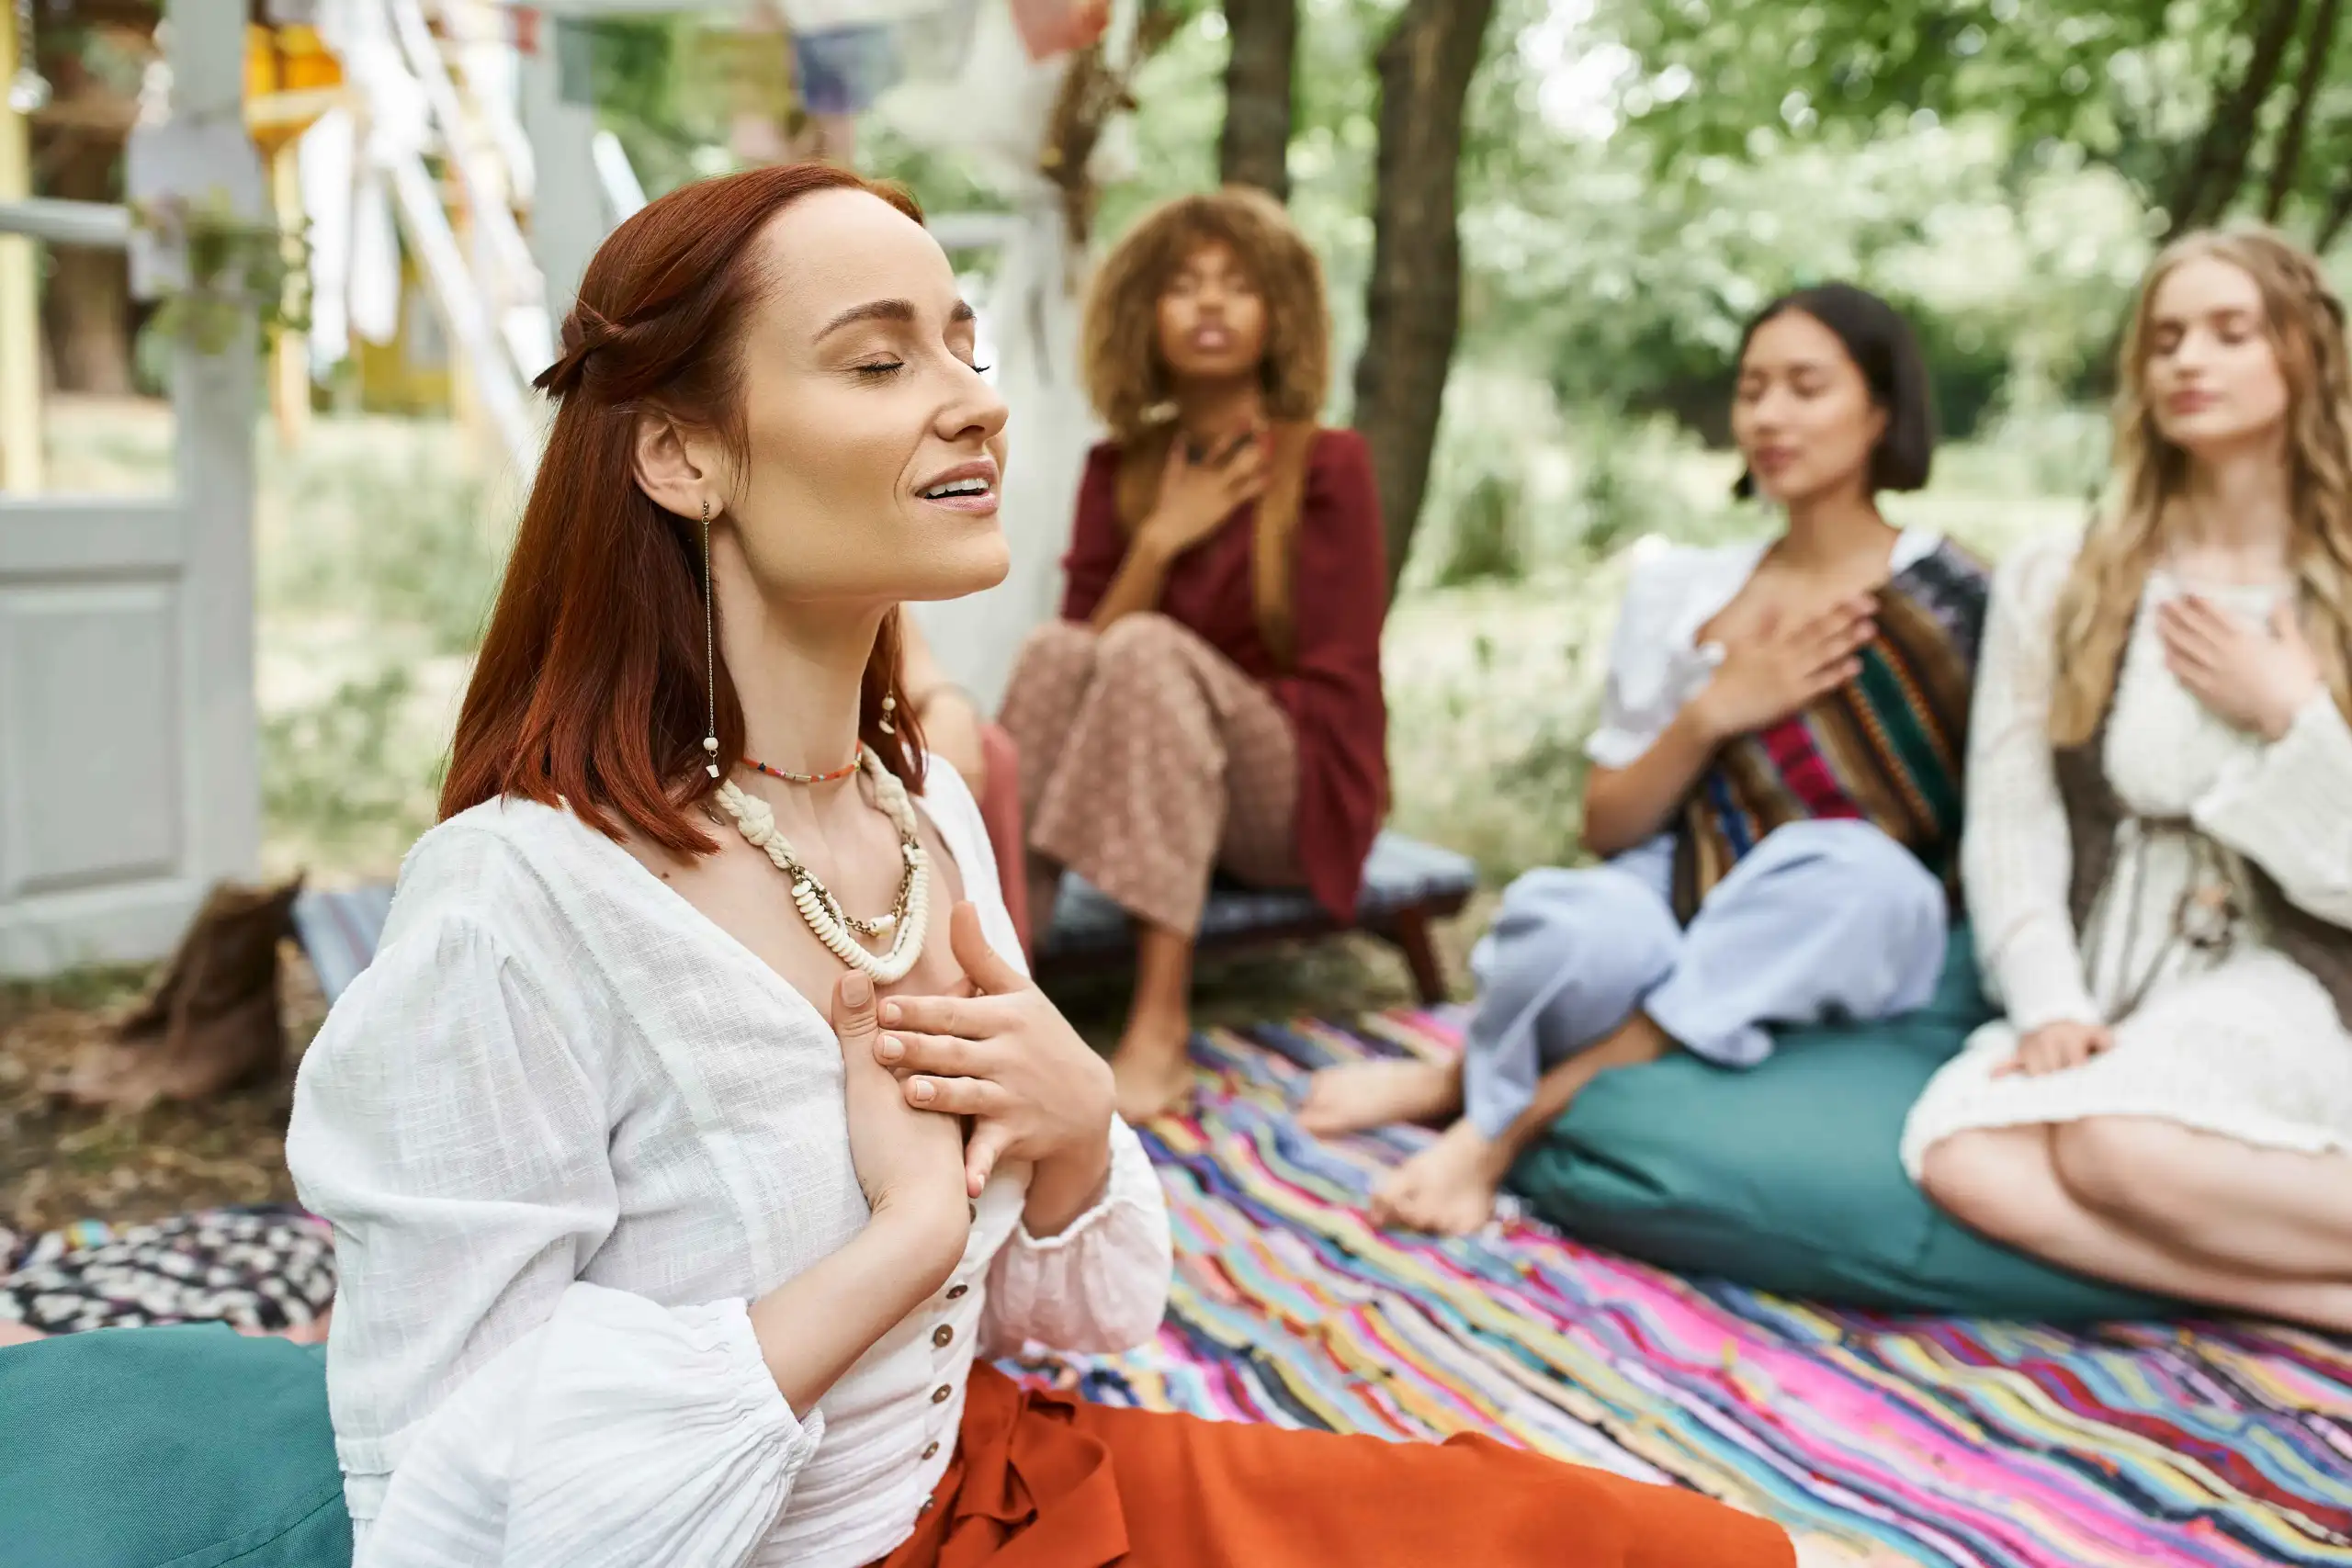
[632,409,723,519]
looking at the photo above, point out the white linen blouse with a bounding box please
[286,761,1173,1568]
[1586,527,1944,769]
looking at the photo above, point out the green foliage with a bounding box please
[1593,0,2352,237]
[133,197,311,356]
[1435,468,1527,585]
[260,667,439,873]
[263,447,499,659]
[587,17,729,197]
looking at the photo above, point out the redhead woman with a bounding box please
[997,186,1388,1122]
[1306,286,1988,1234]
[283,164,1795,1566]
[1907,229,2352,1330]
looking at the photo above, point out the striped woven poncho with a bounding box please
[1668,537,1992,923]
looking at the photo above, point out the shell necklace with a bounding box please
[712,750,930,982]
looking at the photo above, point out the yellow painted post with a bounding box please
[269,138,310,448]
[0,7,44,492]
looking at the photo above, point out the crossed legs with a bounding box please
[1918,1118,2352,1330]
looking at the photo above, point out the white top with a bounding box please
[286,762,1173,1568]
[1903,537,2352,1171]
[1958,537,2352,1030]
[1586,527,1944,769]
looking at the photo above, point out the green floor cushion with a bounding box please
[0,1325,350,1568]
[1508,929,2181,1319]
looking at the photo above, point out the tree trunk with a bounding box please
[2316,173,2352,251]
[37,129,134,397]
[2262,0,2342,220]
[2164,0,2304,239]
[1217,0,1297,199]
[1350,0,1498,596]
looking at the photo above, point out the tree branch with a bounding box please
[2164,0,2305,239]
[2263,0,2343,220]
[1218,0,1297,199]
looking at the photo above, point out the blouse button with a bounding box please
[922,1440,940,1461]
[933,1324,953,1348]
[944,1284,967,1301]
[931,1383,952,1404]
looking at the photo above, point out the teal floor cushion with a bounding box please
[0,1325,350,1568]
[1508,929,2181,1319]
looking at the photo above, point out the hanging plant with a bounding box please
[131,193,311,356]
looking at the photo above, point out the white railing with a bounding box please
[0,195,134,247]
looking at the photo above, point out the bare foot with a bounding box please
[1107,1023,1193,1124]
[1298,1057,1463,1136]
[1367,1118,1510,1235]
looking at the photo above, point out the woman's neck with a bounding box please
[712,544,877,802]
[2178,443,2294,575]
[1172,377,1265,446]
[1774,482,1894,575]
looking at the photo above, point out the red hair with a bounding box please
[441,164,930,855]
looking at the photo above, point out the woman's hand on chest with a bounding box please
[871,904,1116,1208]
[2156,592,2323,742]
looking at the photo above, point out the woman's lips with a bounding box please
[918,487,999,515]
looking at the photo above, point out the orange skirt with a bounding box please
[876,1365,1793,1568]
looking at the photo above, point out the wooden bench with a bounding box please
[294,833,1478,1010]
[1032,832,1477,1005]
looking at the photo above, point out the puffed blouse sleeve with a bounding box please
[2194,684,2352,926]
[1959,540,2104,1031]
[287,884,820,1568]
[980,1115,1172,1356]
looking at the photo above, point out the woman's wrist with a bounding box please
[2259,678,2323,743]
[868,1190,973,1282]
[1023,1131,1114,1238]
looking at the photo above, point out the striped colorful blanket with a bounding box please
[1673,539,1989,919]
[1013,1010,2352,1568]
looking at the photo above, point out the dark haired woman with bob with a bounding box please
[281,164,1793,1566]
[998,186,1388,1124]
[1306,285,1991,1235]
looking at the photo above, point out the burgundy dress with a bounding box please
[1056,428,1390,923]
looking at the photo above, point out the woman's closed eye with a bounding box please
[852,355,992,378]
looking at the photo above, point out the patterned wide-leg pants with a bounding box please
[997,614,1302,935]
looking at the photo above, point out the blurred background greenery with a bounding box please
[47,0,2352,889]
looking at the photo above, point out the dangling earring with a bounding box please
[878,694,897,736]
[700,499,721,780]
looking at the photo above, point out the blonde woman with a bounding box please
[998,187,1387,1122]
[1905,228,2352,1329]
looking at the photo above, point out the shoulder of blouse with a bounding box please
[1306,426,1372,483]
[1991,531,2086,625]
[380,798,607,966]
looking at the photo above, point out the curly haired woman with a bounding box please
[1906,228,2352,1329]
[998,187,1388,1122]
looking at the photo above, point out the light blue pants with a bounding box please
[1461,819,1950,1139]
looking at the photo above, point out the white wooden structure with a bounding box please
[0,6,263,977]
